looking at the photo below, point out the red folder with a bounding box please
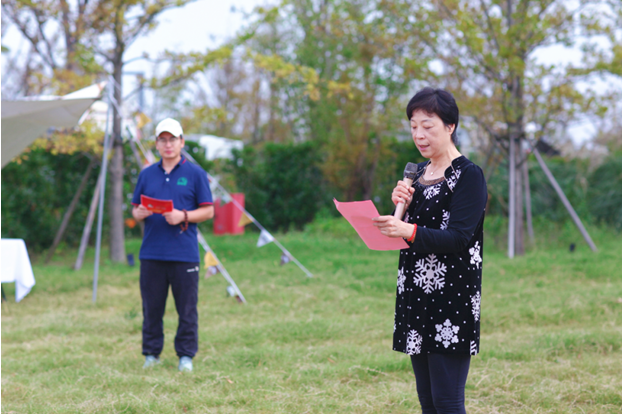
[141,195,173,213]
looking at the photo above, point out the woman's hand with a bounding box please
[373,215,415,239]
[392,180,414,207]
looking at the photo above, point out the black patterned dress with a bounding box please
[393,155,488,356]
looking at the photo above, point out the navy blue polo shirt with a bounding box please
[132,156,212,263]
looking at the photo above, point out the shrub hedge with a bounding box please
[2,143,620,254]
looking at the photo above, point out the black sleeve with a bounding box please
[408,164,488,254]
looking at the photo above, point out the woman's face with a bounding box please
[410,110,455,160]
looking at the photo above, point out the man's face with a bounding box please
[156,131,184,161]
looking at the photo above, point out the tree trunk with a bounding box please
[514,136,525,255]
[128,139,146,237]
[523,156,534,243]
[108,60,126,263]
[508,137,516,258]
[506,70,525,257]
[508,134,526,256]
[45,157,96,264]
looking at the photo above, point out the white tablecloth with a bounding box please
[1,239,36,302]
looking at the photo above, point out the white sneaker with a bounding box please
[178,356,193,372]
[143,355,160,369]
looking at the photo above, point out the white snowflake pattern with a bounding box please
[470,340,478,355]
[423,183,441,200]
[406,330,423,355]
[394,311,397,333]
[414,254,447,294]
[435,318,460,348]
[397,267,406,295]
[471,291,481,322]
[440,210,450,230]
[446,168,462,191]
[469,241,482,269]
[404,211,410,223]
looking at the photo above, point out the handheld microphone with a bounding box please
[394,162,419,220]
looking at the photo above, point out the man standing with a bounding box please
[132,118,214,372]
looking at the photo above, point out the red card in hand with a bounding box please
[141,195,173,213]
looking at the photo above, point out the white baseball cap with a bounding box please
[155,118,183,138]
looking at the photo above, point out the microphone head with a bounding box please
[403,162,419,180]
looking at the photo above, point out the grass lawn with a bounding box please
[2,218,622,413]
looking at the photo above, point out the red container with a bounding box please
[213,193,245,235]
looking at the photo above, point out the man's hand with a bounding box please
[392,180,414,207]
[372,215,414,239]
[133,204,153,221]
[162,209,185,226]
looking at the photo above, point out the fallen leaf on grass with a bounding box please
[225,377,234,384]
[327,358,336,364]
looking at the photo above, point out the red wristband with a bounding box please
[407,223,417,242]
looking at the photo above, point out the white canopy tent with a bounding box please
[1,84,104,304]
[1,83,104,167]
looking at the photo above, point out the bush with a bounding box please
[485,155,592,222]
[1,150,99,252]
[588,154,622,231]
[372,139,426,215]
[228,142,326,231]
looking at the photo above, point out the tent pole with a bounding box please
[46,157,96,264]
[205,171,313,278]
[532,148,597,252]
[197,232,247,303]
[74,173,102,270]
[180,149,313,278]
[93,78,114,303]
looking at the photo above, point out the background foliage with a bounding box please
[3,140,622,254]
[2,0,621,253]
[1,150,99,252]
[227,142,326,231]
[588,154,622,231]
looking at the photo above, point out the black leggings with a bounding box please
[410,353,471,414]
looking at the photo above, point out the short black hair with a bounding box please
[406,87,460,145]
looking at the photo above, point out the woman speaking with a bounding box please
[373,87,488,414]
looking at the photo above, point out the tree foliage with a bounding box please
[228,142,325,231]
[588,154,622,230]
[2,0,621,254]
[2,0,192,261]
[1,150,100,252]
[1,0,105,96]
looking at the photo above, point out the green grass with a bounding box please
[2,219,622,413]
